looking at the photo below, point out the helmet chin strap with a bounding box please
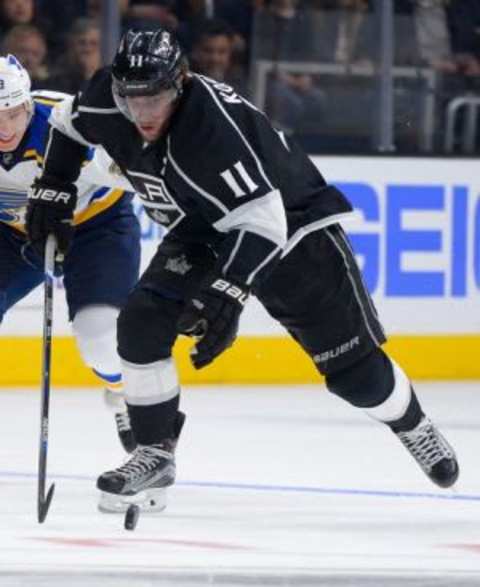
[25,99,34,125]
[172,73,185,98]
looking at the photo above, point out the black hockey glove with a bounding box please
[26,177,77,257]
[178,277,249,369]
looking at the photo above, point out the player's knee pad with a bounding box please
[117,287,180,364]
[122,356,180,407]
[325,347,395,408]
[72,304,120,376]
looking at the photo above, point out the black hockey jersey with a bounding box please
[43,67,352,288]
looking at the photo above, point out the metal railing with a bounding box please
[444,96,480,154]
[250,60,437,152]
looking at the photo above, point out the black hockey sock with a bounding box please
[388,389,424,433]
[127,395,179,445]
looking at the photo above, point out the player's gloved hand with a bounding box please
[178,277,249,369]
[26,177,77,257]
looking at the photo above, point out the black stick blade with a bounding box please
[38,483,55,523]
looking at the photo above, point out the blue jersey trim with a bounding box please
[93,369,122,384]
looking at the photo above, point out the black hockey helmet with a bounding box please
[112,29,187,98]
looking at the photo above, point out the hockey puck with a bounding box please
[124,504,140,531]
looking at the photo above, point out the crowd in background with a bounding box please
[0,0,479,152]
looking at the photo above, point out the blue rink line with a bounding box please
[1,469,480,503]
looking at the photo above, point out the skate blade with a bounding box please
[98,488,167,514]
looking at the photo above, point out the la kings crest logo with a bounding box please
[127,170,185,230]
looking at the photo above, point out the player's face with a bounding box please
[0,104,29,152]
[126,90,177,142]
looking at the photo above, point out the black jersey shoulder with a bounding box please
[72,67,136,152]
[167,75,282,197]
[170,74,277,167]
[76,66,117,110]
[160,78,288,246]
[167,74,330,210]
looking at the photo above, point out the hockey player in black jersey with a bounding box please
[25,29,459,509]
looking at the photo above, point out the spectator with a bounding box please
[177,0,254,36]
[446,0,480,76]
[266,69,326,133]
[87,0,130,19]
[47,18,101,94]
[123,0,178,31]
[252,1,372,65]
[190,18,249,96]
[0,0,35,27]
[37,0,85,25]
[0,0,53,35]
[2,24,49,89]
[330,0,371,65]
[0,0,60,60]
[414,0,456,72]
[177,0,254,58]
[253,0,322,61]
[36,0,87,58]
[252,0,326,133]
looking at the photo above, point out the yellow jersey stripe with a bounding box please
[73,189,125,225]
[2,189,126,231]
[23,148,43,164]
[33,98,63,106]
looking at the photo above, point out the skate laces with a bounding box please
[397,418,454,470]
[116,445,171,481]
[115,412,131,433]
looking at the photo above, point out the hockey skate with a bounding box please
[103,389,136,453]
[396,417,459,488]
[98,411,185,514]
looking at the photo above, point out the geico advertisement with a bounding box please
[319,156,480,333]
[2,156,479,336]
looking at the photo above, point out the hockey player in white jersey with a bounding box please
[0,55,141,467]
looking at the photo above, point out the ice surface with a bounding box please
[1,383,479,586]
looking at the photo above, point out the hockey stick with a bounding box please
[37,234,56,523]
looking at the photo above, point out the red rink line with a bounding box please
[27,536,255,551]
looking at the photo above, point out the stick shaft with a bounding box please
[37,235,56,523]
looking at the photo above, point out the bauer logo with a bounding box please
[314,336,360,364]
[335,180,480,298]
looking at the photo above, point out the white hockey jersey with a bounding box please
[0,90,134,231]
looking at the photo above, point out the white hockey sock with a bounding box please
[72,304,123,391]
[121,357,180,407]
[362,359,412,423]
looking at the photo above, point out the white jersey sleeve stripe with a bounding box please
[213,189,287,248]
[166,135,229,214]
[43,124,55,167]
[280,211,356,258]
[324,227,382,347]
[246,246,281,286]
[197,75,275,191]
[49,95,94,147]
[222,230,245,275]
[78,105,120,115]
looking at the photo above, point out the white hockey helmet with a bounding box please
[0,54,32,112]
